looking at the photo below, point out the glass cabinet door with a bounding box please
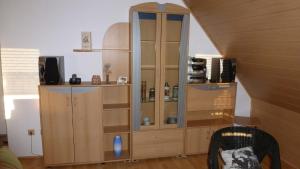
[160,13,187,128]
[132,11,189,130]
[133,12,162,130]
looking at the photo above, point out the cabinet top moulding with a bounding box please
[39,82,132,87]
[186,82,237,86]
[73,48,132,52]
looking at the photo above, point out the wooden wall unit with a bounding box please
[183,0,300,166]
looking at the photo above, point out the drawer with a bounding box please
[132,129,184,159]
[185,127,212,154]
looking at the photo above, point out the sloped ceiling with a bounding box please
[184,0,300,113]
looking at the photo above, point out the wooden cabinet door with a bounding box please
[39,87,74,165]
[72,87,103,163]
[185,127,212,154]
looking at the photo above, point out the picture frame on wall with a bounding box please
[81,32,92,49]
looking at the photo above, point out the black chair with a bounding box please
[208,126,281,169]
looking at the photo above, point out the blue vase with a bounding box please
[113,135,122,157]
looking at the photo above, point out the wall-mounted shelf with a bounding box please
[104,125,130,134]
[73,49,132,52]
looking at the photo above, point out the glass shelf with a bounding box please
[141,98,178,103]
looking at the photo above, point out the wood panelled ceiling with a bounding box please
[184,0,300,113]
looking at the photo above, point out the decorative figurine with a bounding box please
[92,75,101,85]
[103,63,112,84]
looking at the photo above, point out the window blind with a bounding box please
[0,48,39,96]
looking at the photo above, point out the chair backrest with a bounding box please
[208,126,281,169]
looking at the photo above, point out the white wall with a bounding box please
[0,47,7,135]
[0,0,250,156]
[235,79,251,117]
[0,99,6,134]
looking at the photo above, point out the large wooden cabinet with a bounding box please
[39,2,240,166]
[130,2,190,159]
[39,86,103,166]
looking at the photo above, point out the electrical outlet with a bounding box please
[28,129,35,136]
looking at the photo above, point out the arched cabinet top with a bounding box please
[130,2,189,14]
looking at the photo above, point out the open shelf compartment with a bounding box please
[103,133,130,162]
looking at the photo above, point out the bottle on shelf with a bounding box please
[149,88,155,101]
[113,135,122,157]
[164,82,170,100]
[172,85,178,100]
[141,81,147,102]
